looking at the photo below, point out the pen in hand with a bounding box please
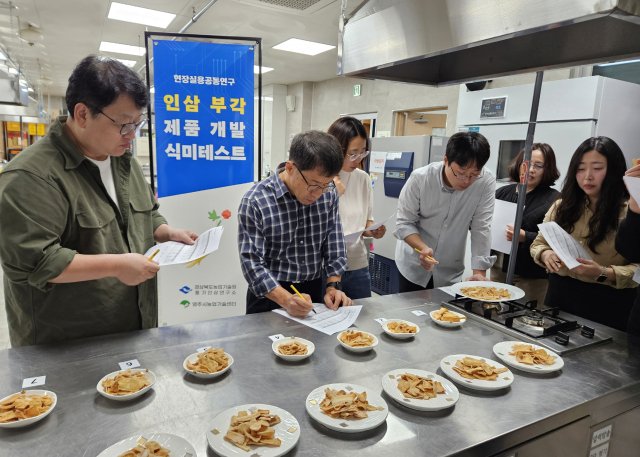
[414,247,436,262]
[148,249,160,262]
[290,285,317,314]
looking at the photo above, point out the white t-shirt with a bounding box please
[87,156,119,209]
[338,168,374,271]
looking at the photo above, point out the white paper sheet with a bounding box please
[370,151,387,173]
[624,176,640,203]
[144,226,224,266]
[633,267,640,285]
[491,200,518,254]
[272,303,363,335]
[538,222,592,269]
[344,214,395,244]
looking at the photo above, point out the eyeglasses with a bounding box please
[346,149,370,162]
[449,165,483,182]
[293,163,336,194]
[99,111,149,135]
[531,162,545,171]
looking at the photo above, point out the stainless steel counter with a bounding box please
[1,289,639,457]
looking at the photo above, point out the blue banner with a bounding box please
[153,40,254,197]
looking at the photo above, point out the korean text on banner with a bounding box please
[153,40,255,197]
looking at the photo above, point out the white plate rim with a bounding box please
[305,383,388,433]
[96,368,156,400]
[96,432,197,457]
[336,330,379,351]
[0,390,57,428]
[272,337,315,360]
[439,354,514,391]
[492,341,564,373]
[381,319,420,338]
[183,351,234,378]
[206,403,300,457]
[450,281,525,302]
[429,309,466,327]
[381,369,459,411]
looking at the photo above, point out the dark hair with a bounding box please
[555,137,629,254]
[445,131,490,169]
[66,55,149,119]
[507,143,561,186]
[327,116,369,156]
[289,130,343,177]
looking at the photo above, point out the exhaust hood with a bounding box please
[338,0,640,86]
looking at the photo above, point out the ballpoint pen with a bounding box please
[290,284,317,314]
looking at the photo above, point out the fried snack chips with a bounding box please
[452,357,508,380]
[118,441,171,457]
[397,373,445,400]
[278,341,308,355]
[461,286,511,301]
[187,347,230,374]
[102,369,151,395]
[510,344,556,365]
[319,388,382,419]
[386,322,417,333]
[339,330,374,347]
[223,409,282,452]
[432,307,465,322]
[0,393,53,423]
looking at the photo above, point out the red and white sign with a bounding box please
[519,161,529,184]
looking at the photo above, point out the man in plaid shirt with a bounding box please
[238,131,353,316]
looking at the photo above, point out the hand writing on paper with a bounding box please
[325,288,353,310]
[572,258,603,277]
[624,161,640,214]
[541,250,563,273]
[506,224,526,243]
[417,247,439,271]
[284,293,314,317]
[116,253,160,286]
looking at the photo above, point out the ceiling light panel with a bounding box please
[99,41,146,56]
[254,65,274,74]
[108,2,176,28]
[272,38,335,56]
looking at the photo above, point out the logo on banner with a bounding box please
[179,286,192,294]
[180,300,191,308]
[154,40,255,198]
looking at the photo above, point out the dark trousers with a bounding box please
[398,271,434,293]
[246,277,324,314]
[545,274,636,333]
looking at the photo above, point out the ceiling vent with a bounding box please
[234,0,334,14]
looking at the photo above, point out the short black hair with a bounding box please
[66,55,148,119]
[507,142,560,186]
[445,131,491,169]
[289,130,343,177]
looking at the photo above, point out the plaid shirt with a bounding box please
[238,167,348,297]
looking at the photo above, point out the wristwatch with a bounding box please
[326,281,343,291]
[596,266,608,283]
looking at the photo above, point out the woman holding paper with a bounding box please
[328,117,386,299]
[492,144,560,304]
[530,137,638,332]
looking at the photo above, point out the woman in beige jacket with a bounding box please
[530,137,638,332]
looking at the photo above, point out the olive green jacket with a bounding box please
[0,116,167,347]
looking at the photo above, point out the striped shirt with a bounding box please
[238,165,348,297]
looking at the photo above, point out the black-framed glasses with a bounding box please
[292,163,336,194]
[99,110,149,135]
[449,165,483,182]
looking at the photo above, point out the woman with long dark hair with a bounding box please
[530,137,639,332]
[491,143,560,304]
[327,117,386,299]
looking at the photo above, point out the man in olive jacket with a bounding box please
[0,55,198,347]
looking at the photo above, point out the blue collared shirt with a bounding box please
[238,165,348,297]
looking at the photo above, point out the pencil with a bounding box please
[148,249,160,262]
[414,247,436,262]
[290,285,317,314]
[634,158,639,167]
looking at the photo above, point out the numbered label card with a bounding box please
[374,318,388,324]
[118,359,141,370]
[592,425,612,448]
[411,310,428,316]
[589,442,609,457]
[268,334,285,342]
[22,376,46,389]
[197,346,212,353]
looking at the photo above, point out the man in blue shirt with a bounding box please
[238,131,353,316]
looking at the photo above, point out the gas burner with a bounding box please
[482,303,502,311]
[519,313,545,327]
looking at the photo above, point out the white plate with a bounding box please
[305,383,388,433]
[440,354,514,391]
[97,432,196,457]
[493,341,564,373]
[336,330,379,352]
[272,337,315,361]
[96,369,156,401]
[381,320,420,339]
[450,281,525,303]
[429,309,467,328]
[0,390,57,429]
[183,351,234,378]
[381,369,459,411]
[207,403,300,457]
